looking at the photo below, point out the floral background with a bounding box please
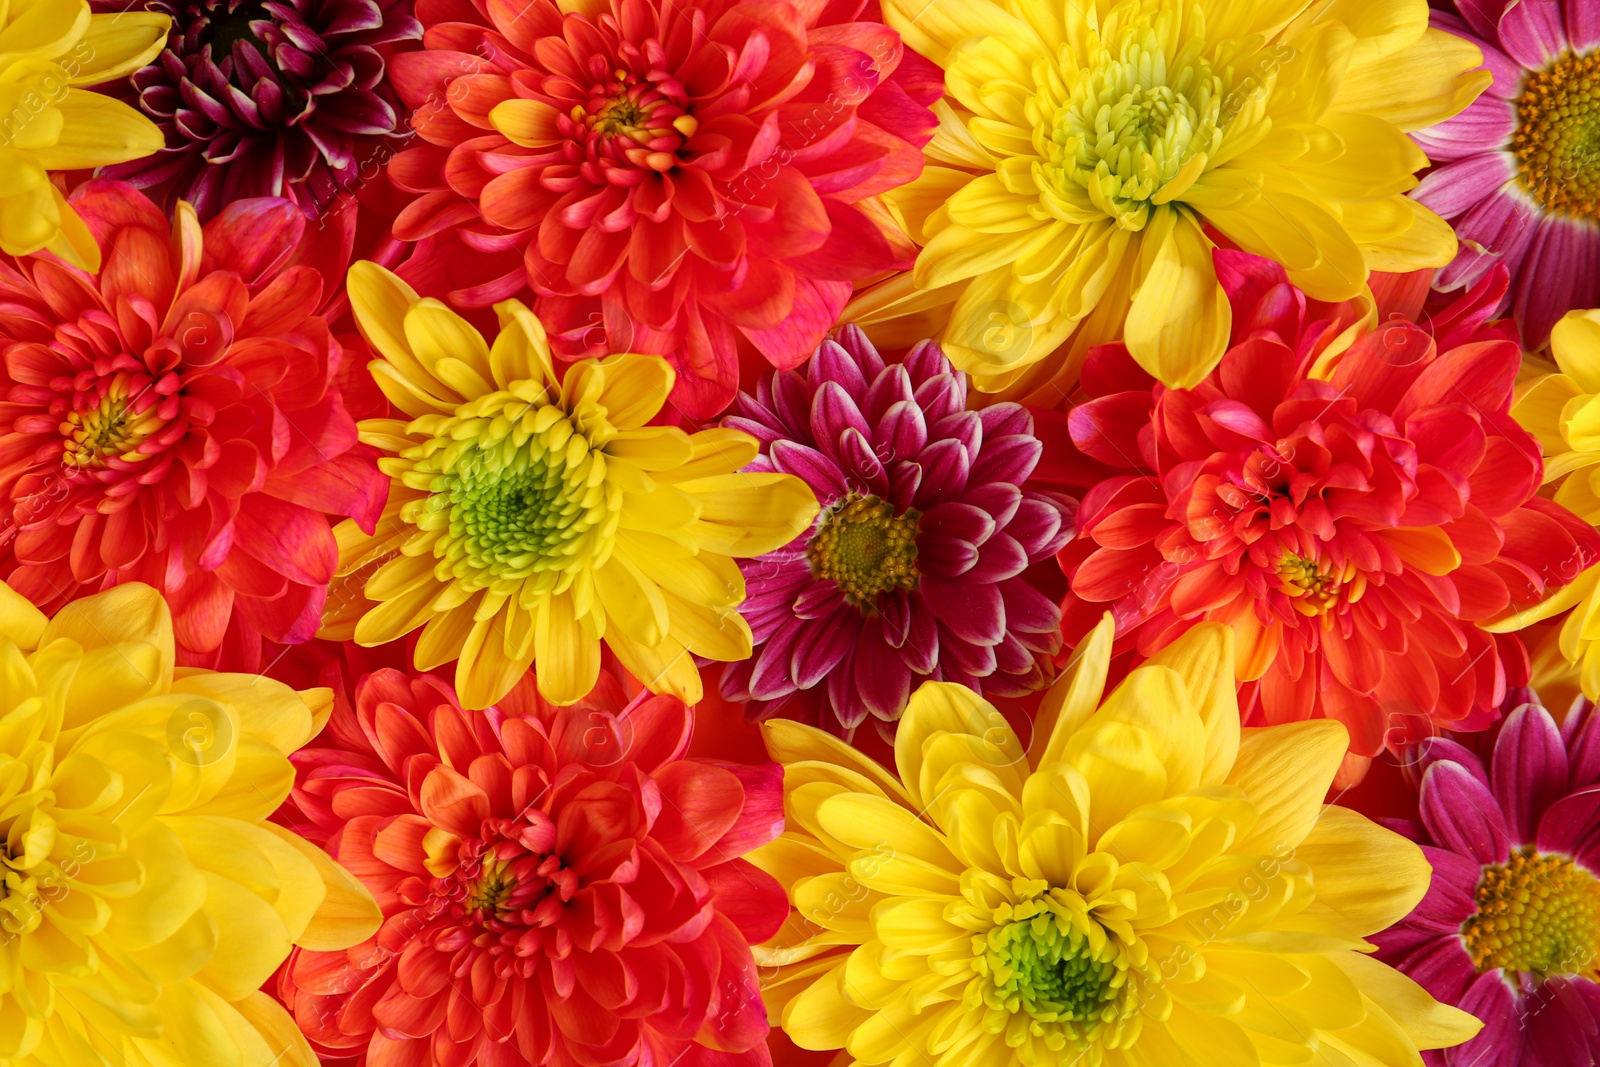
[2,0,1600,1065]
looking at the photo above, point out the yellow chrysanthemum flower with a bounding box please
[848,0,1487,401]
[0,1,170,271]
[1490,309,1600,702]
[752,615,1482,1066]
[326,262,819,709]
[0,579,381,1067]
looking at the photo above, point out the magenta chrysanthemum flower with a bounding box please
[720,326,1074,737]
[89,0,421,219]
[1413,0,1600,347]
[1374,698,1600,1066]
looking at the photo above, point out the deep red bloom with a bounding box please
[0,180,386,664]
[274,663,788,1067]
[1052,252,1600,781]
[382,0,941,417]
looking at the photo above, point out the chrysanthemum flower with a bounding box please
[381,0,941,418]
[327,262,818,708]
[1056,252,1600,781]
[847,0,1488,401]
[753,614,1483,1066]
[0,1,169,270]
[89,0,421,220]
[1412,1,1600,348]
[1374,696,1600,1066]
[0,179,386,665]
[1490,308,1600,698]
[721,325,1073,736]
[0,578,382,1067]
[274,662,789,1067]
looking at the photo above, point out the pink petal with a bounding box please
[1497,0,1569,67]
[1420,760,1511,864]
[1513,217,1600,349]
[1413,152,1516,217]
[1412,95,1517,162]
[1492,702,1570,844]
[1568,0,1600,50]
[1438,184,1538,290]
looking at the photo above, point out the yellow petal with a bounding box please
[1124,209,1230,389]
[895,682,1024,810]
[533,591,601,705]
[1029,611,1115,771]
[1225,720,1349,853]
[1293,805,1431,934]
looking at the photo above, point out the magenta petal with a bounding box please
[1421,761,1512,864]
[1567,0,1600,50]
[918,578,1005,645]
[1535,787,1600,870]
[1408,736,1493,792]
[1493,703,1571,844]
[900,602,939,673]
[1392,932,1480,1007]
[999,577,1060,634]
[769,440,848,501]
[748,621,803,699]
[1496,0,1569,67]
[1565,701,1600,790]
[1525,981,1600,1067]
[1450,0,1515,41]
[808,339,869,397]
[1412,845,1483,929]
[791,611,861,689]
[1412,97,1517,163]
[1414,152,1516,217]
[1514,217,1600,349]
[855,617,913,716]
[1449,971,1526,1067]
[1439,184,1538,290]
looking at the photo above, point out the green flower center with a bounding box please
[203,1,270,59]
[969,892,1144,1051]
[1513,49,1600,219]
[1461,848,1600,978]
[806,494,920,608]
[404,386,621,595]
[1043,30,1228,227]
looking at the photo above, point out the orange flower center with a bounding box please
[569,68,697,173]
[60,374,165,468]
[1513,49,1600,219]
[1275,554,1348,616]
[1461,848,1600,979]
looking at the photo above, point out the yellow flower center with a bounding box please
[1513,48,1600,219]
[1042,29,1226,228]
[60,374,165,468]
[466,855,514,914]
[1461,848,1600,978]
[1276,554,1346,616]
[806,494,920,608]
[968,888,1147,1052]
[402,384,622,595]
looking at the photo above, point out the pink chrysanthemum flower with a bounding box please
[1414,0,1600,347]
[1375,696,1600,1066]
[0,179,386,664]
[720,326,1074,737]
[274,662,788,1067]
[383,0,941,417]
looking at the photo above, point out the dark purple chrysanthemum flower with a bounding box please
[721,325,1075,739]
[1374,697,1600,1066]
[89,0,421,219]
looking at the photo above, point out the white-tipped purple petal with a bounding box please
[1493,702,1571,843]
[809,339,870,397]
[833,323,887,379]
[839,427,890,497]
[911,438,971,509]
[863,364,915,424]
[900,602,939,673]
[980,402,1033,439]
[1535,787,1600,871]
[1004,497,1064,556]
[1420,760,1512,864]
[919,578,1005,645]
[874,399,928,463]
[1411,97,1517,164]
[902,339,948,387]
[1438,183,1538,291]
[1513,217,1600,349]
[810,381,872,466]
[931,410,983,456]
[1565,699,1600,790]
[792,611,862,688]
[965,483,1024,527]
[914,372,963,423]
[1000,577,1061,634]
[966,533,1029,583]
[922,501,997,545]
[856,617,913,715]
[916,531,980,579]
[769,440,849,501]
[971,433,1044,485]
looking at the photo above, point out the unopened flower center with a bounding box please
[806,494,920,608]
[1513,49,1600,219]
[1460,848,1600,978]
[1276,555,1345,616]
[405,390,620,594]
[201,1,270,59]
[972,893,1142,1048]
[61,375,165,468]
[1045,32,1226,227]
[568,67,697,172]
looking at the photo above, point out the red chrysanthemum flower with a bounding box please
[382,0,941,417]
[0,179,387,664]
[1051,251,1600,783]
[273,663,788,1067]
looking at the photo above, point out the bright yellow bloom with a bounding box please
[752,615,1482,1066]
[850,0,1487,401]
[1490,309,1600,702]
[0,1,169,271]
[327,262,819,709]
[0,580,380,1067]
